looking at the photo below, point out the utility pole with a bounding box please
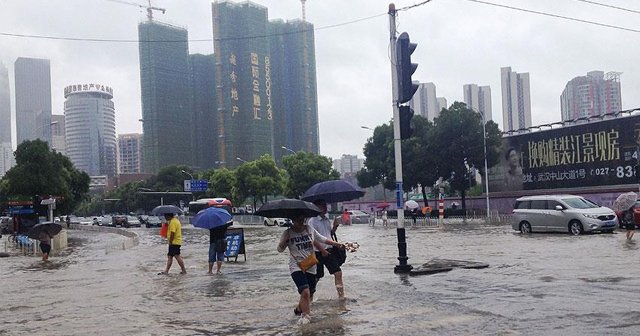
[389,4,412,273]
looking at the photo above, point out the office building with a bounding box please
[189,53,218,170]
[14,57,52,145]
[437,97,448,113]
[212,1,274,167]
[561,71,622,121]
[410,82,439,121]
[268,18,320,163]
[333,154,364,178]
[0,62,12,177]
[63,83,117,177]
[463,84,492,122]
[50,114,66,155]
[501,67,531,132]
[117,133,143,174]
[138,20,192,173]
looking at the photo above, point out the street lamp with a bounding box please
[361,125,374,131]
[281,146,295,154]
[474,110,490,219]
[236,157,247,163]
[180,169,194,180]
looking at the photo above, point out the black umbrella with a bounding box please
[302,180,365,203]
[27,222,62,240]
[255,199,321,219]
[150,205,183,216]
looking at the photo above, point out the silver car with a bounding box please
[511,194,618,235]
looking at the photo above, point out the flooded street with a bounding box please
[2,222,640,335]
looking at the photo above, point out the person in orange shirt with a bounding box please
[342,209,351,226]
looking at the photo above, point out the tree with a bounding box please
[359,122,395,191]
[402,115,438,207]
[281,151,339,198]
[430,102,502,209]
[205,168,236,202]
[0,140,90,214]
[233,155,284,209]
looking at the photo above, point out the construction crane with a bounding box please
[300,0,307,21]
[106,0,166,21]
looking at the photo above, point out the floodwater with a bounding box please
[2,222,640,335]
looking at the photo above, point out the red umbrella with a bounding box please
[376,202,391,209]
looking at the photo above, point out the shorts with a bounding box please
[209,243,226,262]
[168,244,181,256]
[291,270,317,295]
[625,222,636,230]
[315,249,342,279]
[40,242,51,254]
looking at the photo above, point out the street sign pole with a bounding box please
[389,3,412,273]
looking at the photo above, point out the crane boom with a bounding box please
[105,0,166,21]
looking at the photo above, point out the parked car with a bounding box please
[145,216,162,228]
[126,216,141,228]
[347,210,370,224]
[78,217,93,225]
[112,215,127,227]
[263,217,291,227]
[511,194,618,235]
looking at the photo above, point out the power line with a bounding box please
[463,0,640,33]
[1,0,639,43]
[575,0,640,15]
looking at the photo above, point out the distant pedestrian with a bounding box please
[208,223,231,275]
[159,213,187,275]
[382,210,388,227]
[410,208,417,225]
[39,232,52,262]
[66,215,71,228]
[342,209,351,226]
[622,207,636,241]
[369,208,376,226]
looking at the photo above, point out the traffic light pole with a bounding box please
[389,3,412,273]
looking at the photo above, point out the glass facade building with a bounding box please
[64,84,117,177]
[117,133,143,174]
[14,57,52,146]
[189,54,218,170]
[212,1,273,167]
[138,21,192,173]
[0,62,12,177]
[268,19,319,163]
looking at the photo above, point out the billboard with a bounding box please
[488,114,640,192]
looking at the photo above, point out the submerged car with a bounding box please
[347,210,370,224]
[263,218,291,227]
[511,194,618,235]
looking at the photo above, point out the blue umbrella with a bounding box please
[192,207,233,230]
[302,180,365,203]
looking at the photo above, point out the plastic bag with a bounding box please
[160,222,168,238]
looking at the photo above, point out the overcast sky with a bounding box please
[1,0,638,161]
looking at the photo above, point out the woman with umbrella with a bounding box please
[277,211,344,325]
[614,192,638,241]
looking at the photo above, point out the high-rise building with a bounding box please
[269,18,319,163]
[410,82,439,121]
[463,84,492,122]
[189,53,218,170]
[138,20,192,173]
[117,133,143,174]
[50,114,66,155]
[333,154,364,178]
[14,57,52,146]
[212,1,274,167]
[436,97,448,113]
[501,67,531,132]
[0,62,13,177]
[561,71,622,121]
[63,84,117,177]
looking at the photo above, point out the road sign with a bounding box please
[190,180,209,192]
[183,180,192,192]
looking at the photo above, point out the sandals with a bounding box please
[294,307,302,316]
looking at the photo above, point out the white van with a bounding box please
[511,195,618,235]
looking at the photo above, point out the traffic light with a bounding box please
[396,32,418,104]
[399,106,414,140]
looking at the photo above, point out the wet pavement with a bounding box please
[2,222,640,335]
